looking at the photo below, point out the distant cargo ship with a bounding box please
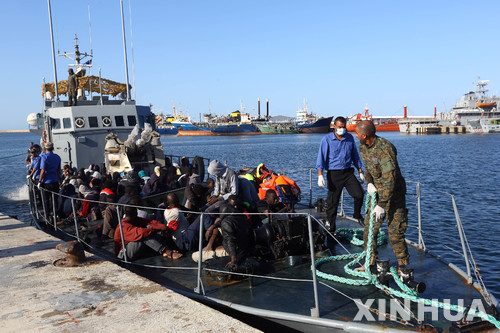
[255,123,299,134]
[295,100,332,133]
[346,105,400,132]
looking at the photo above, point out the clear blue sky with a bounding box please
[2,0,500,130]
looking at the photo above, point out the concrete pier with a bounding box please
[0,213,261,332]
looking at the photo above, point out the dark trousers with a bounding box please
[120,233,164,261]
[68,90,77,106]
[326,168,364,231]
[40,182,60,220]
[176,214,215,252]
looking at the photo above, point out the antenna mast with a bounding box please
[88,3,93,99]
[47,0,59,101]
[120,0,131,101]
[129,0,136,100]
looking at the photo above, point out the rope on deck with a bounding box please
[315,192,500,329]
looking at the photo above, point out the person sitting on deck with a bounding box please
[99,180,116,212]
[117,185,139,205]
[142,166,169,196]
[57,178,77,219]
[256,189,290,224]
[183,183,209,213]
[78,178,102,221]
[207,160,238,205]
[117,170,141,197]
[163,193,215,254]
[204,195,253,269]
[61,164,75,187]
[114,204,180,261]
[101,194,118,239]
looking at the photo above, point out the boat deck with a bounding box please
[44,207,494,332]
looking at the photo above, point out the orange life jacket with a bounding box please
[258,174,301,204]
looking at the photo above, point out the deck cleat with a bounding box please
[398,265,426,294]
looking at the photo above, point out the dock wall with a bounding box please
[0,213,260,333]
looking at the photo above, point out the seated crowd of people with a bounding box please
[27,148,294,268]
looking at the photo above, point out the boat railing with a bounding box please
[224,166,487,285]
[27,176,497,318]
[165,154,211,170]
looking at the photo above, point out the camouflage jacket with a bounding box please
[359,136,406,206]
[68,73,78,90]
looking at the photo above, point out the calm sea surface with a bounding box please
[1,131,499,298]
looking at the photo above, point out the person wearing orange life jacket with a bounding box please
[316,116,365,232]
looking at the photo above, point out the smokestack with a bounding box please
[404,105,407,119]
[266,98,269,120]
[434,105,437,118]
[258,98,261,119]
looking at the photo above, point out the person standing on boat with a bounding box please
[38,142,62,218]
[355,120,409,267]
[67,68,78,106]
[316,116,365,232]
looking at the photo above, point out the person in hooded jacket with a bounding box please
[207,160,238,203]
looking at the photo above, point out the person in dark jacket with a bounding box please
[102,194,118,239]
[67,68,78,106]
[205,195,253,269]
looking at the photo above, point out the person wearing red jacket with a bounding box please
[114,204,180,261]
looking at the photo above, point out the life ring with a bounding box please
[75,117,85,128]
[102,116,112,127]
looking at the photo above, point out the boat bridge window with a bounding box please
[63,118,71,129]
[88,116,99,128]
[115,116,124,127]
[51,118,61,129]
[127,115,137,126]
[102,116,112,127]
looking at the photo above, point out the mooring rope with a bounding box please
[315,192,500,329]
[0,152,28,160]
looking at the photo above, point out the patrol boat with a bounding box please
[438,78,500,129]
[26,34,164,175]
[26,3,500,332]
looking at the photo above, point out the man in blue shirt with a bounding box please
[28,145,42,183]
[39,142,62,219]
[316,116,364,232]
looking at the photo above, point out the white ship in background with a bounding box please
[438,78,500,133]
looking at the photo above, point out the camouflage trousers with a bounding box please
[363,194,409,262]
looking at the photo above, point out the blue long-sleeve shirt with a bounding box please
[316,132,363,171]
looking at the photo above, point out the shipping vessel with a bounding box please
[438,78,500,128]
[346,105,400,132]
[254,123,299,134]
[295,100,333,133]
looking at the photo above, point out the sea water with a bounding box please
[1,131,499,298]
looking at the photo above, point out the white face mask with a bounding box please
[336,128,346,136]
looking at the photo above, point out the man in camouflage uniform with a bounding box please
[67,68,78,106]
[355,120,409,267]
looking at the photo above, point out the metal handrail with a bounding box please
[27,173,492,315]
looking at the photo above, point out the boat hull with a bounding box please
[177,129,214,136]
[346,122,399,132]
[157,127,178,135]
[211,123,259,135]
[255,123,299,134]
[297,116,333,133]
